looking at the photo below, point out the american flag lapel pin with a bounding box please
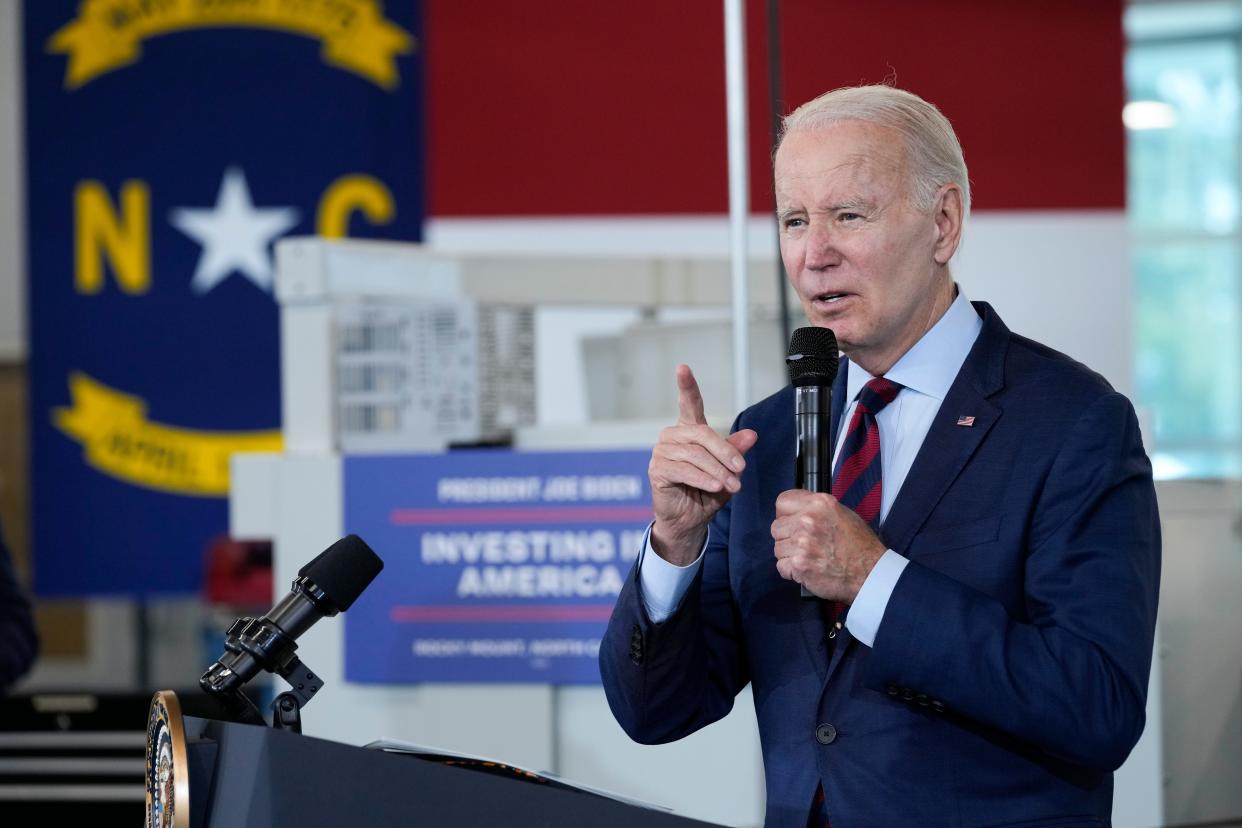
[956,415,976,427]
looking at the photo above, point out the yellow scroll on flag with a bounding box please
[54,372,282,497]
[49,0,415,90]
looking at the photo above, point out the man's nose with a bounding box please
[803,223,841,270]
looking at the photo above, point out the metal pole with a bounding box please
[724,0,751,411]
[766,0,792,350]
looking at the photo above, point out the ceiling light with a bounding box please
[1123,101,1178,130]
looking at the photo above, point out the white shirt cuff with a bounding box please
[637,522,707,623]
[845,549,909,647]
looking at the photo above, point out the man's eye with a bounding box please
[839,212,862,222]
[783,217,805,229]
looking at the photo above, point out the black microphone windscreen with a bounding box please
[786,327,840,386]
[298,535,384,611]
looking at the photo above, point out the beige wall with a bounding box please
[0,364,27,574]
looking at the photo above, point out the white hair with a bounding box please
[779,85,971,217]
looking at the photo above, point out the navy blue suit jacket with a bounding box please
[0,516,38,694]
[600,303,1161,827]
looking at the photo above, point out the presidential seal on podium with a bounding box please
[146,691,190,828]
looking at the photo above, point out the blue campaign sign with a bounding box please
[344,450,653,684]
[24,1,423,595]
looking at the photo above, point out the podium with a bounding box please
[146,691,721,827]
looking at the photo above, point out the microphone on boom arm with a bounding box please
[199,534,384,730]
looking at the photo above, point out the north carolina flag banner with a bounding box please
[24,1,424,595]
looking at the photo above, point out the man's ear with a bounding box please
[932,184,965,265]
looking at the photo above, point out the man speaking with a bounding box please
[599,85,1161,827]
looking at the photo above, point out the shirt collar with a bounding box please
[845,286,983,403]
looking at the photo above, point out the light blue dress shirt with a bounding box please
[638,288,983,647]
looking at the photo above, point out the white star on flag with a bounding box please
[170,167,300,294]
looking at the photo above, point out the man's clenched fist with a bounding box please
[770,489,886,602]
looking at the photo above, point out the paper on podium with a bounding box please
[363,738,673,814]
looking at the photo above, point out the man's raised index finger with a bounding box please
[676,364,708,425]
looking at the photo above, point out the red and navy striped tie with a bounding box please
[832,377,904,528]
[824,376,903,625]
[811,376,903,828]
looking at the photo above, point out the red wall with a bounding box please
[424,1,1124,216]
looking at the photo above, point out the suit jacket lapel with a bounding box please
[822,360,855,680]
[879,302,1009,555]
[761,375,850,684]
[823,304,1010,684]
[758,385,831,683]
[791,364,852,683]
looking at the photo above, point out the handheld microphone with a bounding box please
[200,534,383,707]
[786,327,839,598]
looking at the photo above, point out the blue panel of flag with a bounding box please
[24,1,424,595]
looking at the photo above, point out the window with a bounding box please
[1127,2,1242,478]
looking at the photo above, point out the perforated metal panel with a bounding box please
[333,301,534,452]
